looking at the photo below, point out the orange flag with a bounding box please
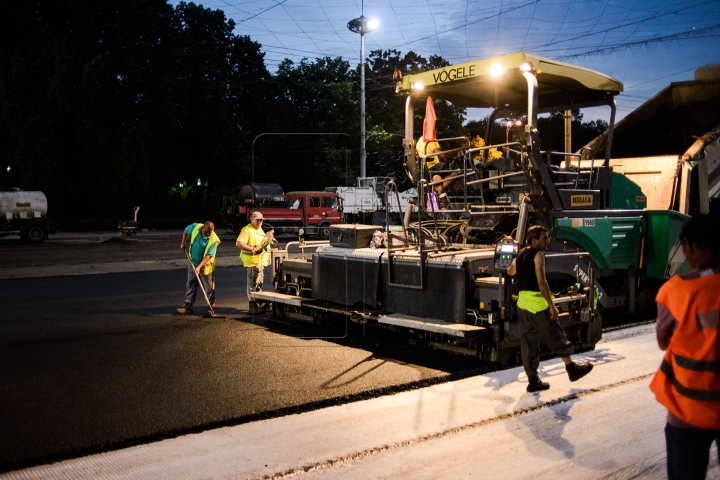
[423,96,437,142]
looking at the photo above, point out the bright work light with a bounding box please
[490,63,504,77]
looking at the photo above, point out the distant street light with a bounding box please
[347,15,378,178]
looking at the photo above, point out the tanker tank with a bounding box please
[0,188,54,242]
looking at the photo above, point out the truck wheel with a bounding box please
[22,224,48,243]
[318,223,331,240]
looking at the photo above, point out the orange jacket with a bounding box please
[649,271,720,429]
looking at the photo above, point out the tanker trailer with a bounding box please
[0,188,55,242]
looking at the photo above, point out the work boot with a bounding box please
[176,303,193,315]
[566,361,593,382]
[527,375,550,392]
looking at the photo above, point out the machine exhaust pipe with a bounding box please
[515,197,529,245]
[403,197,415,231]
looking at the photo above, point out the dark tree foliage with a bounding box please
[260,56,358,190]
[463,118,507,145]
[363,50,466,185]
[536,110,609,153]
[0,0,271,218]
[0,2,610,222]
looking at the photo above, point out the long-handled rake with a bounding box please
[186,253,225,319]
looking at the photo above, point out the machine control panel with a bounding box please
[494,237,519,272]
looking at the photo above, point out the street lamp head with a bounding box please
[347,15,379,35]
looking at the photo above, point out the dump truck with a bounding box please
[253,52,712,364]
[220,183,342,239]
[0,188,55,242]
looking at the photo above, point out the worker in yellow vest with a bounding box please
[650,211,720,480]
[177,221,220,315]
[236,212,274,314]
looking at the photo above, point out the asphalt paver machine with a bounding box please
[256,52,690,364]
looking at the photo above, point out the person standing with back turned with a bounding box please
[507,225,593,392]
[650,211,720,480]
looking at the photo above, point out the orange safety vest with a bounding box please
[649,270,720,429]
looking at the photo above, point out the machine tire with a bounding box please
[318,222,331,240]
[22,223,48,243]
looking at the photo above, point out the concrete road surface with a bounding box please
[4,326,717,479]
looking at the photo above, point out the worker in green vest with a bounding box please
[177,221,221,315]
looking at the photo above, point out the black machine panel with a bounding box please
[312,254,381,308]
[329,225,382,249]
[381,262,467,323]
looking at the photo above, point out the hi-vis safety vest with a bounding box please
[190,224,221,275]
[239,224,266,267]
[517,291,554,314]
[649,271,720,429]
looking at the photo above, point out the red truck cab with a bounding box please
[284,191,342,239]
[221,184,342,239]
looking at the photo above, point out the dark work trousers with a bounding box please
[184,263,215,307]
[518,307,573,377]
[665,423,720,480]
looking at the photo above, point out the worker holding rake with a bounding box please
[177,221,222,317]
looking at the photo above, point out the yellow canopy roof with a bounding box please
[397,52,623,112]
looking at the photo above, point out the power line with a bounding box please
[558,24,720,59]
[236,0,290,24]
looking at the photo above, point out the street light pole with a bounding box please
[347,15,378,179]
[360,31,366,178]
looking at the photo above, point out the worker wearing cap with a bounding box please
[236,212,272,314]
[177,221,220,315]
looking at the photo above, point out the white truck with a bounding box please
[0,188,55,242]
[333,177,417,225]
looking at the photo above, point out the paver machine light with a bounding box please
[256,52,689,364]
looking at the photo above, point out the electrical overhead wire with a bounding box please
[168,0,720,118]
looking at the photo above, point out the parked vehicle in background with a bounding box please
[220,183,342,239]
[0,188,55,242]
[331,176,417,225]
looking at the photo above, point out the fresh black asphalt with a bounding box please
[0,267,481,473]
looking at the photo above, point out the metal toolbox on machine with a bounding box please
[329,224,383,248]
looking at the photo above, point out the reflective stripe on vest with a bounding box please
[190,224,221,275]
[659,357,720,402]
[649,271,720,429]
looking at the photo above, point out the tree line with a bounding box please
[0,1,607,220]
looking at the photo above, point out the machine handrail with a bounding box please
[544,147,596,189]
[384,180,409,246]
